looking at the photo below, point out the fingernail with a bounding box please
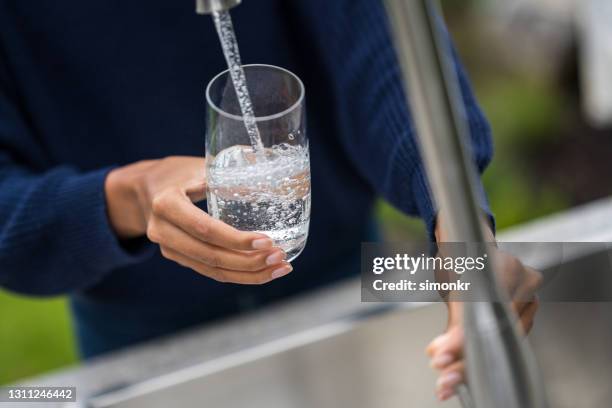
[436,372,462,390]
[266,252,285,266]
[271,265,293,280]
[252,238,273,250]
[438,388,455,401]
[430,353,453,369]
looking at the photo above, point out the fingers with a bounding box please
[511,265,543,303]
[161,247,293,285]
[428,302,538,402]
[426,324,464,360]
[425,251,543,404]
[436,361,465,401]
[495,253,541,335]
[517,297,539,335]
[150,189,274,251]
[505,262,541,334]
[426,300,539,403]
[427,324,465,402]
[147,188,291,281]
[494,252,523,299]
[148,217,285,272]
[495,252,543,303]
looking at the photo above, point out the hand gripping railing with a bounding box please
[383,1,549,407]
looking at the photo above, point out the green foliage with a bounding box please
[375,76,571,236]
[0,290,78,385]
[477,77,570,228]
[482,160,569,229]
[375,201,426,241]
[477,77,566,149]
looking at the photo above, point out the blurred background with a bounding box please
[2,0,611,386]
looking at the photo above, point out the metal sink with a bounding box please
[86,305,455,408]
[13,198,612,408]
[83,302,612,408]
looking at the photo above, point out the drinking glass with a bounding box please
[205,64,310,261]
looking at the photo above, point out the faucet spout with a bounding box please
[196,0,241,14]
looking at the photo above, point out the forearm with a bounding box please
[0,164,153,296]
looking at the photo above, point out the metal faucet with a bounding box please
[383,0,549,407]
[196,0,241,14]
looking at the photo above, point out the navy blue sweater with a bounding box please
[0,0,493,357]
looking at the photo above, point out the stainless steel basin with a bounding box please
[13,198,612,408]
[86,304,460,408]
[84,302,612,408]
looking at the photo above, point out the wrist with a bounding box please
[105,165,147,239]
[434,213,495,243]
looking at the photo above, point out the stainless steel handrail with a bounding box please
[383,0,549,407]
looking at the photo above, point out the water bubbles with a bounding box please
[207,144,311,256]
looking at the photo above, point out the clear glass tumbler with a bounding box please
[205,64,310,261]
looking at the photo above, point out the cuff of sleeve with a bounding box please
[473,179,496,236]
[411,168,495,241]
[411,167,437,241]
[57,167,155,287]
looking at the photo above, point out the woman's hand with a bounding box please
[426,216,542,401]
[104,157,292,284]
